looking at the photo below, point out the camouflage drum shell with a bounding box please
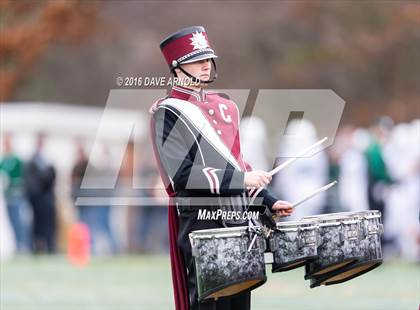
[303,213,363,276]
[352,210,383,261]
[270,220,319,271]
[189,226,267,301]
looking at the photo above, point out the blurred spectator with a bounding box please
[323,142,342,214]
[24,133,57,254]
[0,176,16,261]
[383,120,420,262]
[0,133,31,252]
[92,145,118,255]
[71,141,118,255]
[70,139,92,246]
[71,139,89,205]
[364,117,395,246]
[240,116,270,171]
[325,126,369,214]
[136,162,168,253]
[273,119,328,219]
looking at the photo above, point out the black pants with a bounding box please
[367,181,392,246]
[28,194,56,254]
[177,208,251,310]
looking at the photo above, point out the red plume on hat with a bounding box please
[160,26,218,70]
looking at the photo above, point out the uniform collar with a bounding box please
[170,85,206,103]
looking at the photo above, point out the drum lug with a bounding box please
[349,229,359,240]
[366,223,384,235]
[298,232,317,249]
[339,223,345,243]
[341,229,359,243]
[378,223,384,235]
[367,224,374,235]
[297,227,304,249]
[269,237,278,252]
[358,226,364,240]
[308,235,317,247]
[241,240,248,254]
[297,234,304,249]
[316,231,321,246]
[356,220,364,240]
[210,236,218,256]
[258,237,267,253]
[192,246,198,257]
[340,222,359,243]
[362,222,368,239]
[190,238,199,257]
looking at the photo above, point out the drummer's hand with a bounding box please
[272,200,294,217]
[244,170,272,189]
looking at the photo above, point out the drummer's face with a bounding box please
[175,59,212,88]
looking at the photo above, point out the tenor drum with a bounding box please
[269,219,319,272]
[302,213,362,279]
[189,226,267,301]
[310,210,383,288]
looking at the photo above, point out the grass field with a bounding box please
[1,255,418,310]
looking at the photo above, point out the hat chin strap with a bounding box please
[175,58,218,84]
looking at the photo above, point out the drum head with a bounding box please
[309,259,382,288]
[202,277,266,301]
[272,256,317,273]
[193,226,266,302]
[190,226,248,238]
[304,258,357,279]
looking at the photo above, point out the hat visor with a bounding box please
[180,53,217,65]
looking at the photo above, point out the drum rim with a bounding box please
[344,210,382,219]
[302,211,352,219]
[189,225,248,238]
[316,216,360,225]
[302,213,360,222]
[275,219,318,230]
[303,210,381,220]
[275,226,318,232]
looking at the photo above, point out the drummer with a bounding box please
[150,26,294,310]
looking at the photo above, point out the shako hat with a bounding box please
[160,26,218,71]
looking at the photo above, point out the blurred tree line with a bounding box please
[0,0,101,101]
[0,0,419,125]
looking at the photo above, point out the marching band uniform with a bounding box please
[150,26,280,310]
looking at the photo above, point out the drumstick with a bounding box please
[291,180,338,208]
[271,181,338,221]
[269,137,328,176]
